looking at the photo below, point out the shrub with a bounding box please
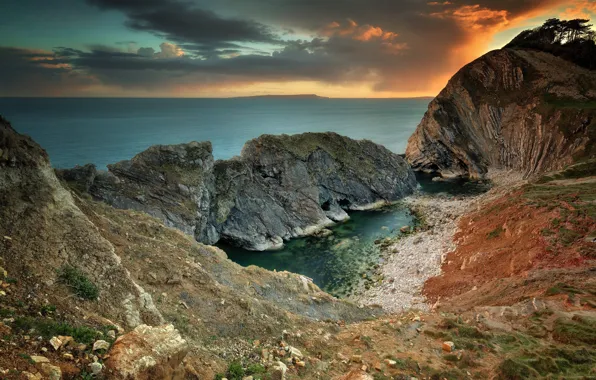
[226,361,245,380]
[57,265,99,300]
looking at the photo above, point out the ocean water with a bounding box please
[0,97,431,169]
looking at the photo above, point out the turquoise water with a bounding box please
[0,97,430,169]
[222,175,491,298]
[222,204,415,298]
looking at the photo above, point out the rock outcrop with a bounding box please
[406,48,596,178]
[61,132,416,250]
[105,324,188,380]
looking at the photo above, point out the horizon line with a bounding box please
[0,95,436,100]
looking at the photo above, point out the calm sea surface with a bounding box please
[0,97,430,169]
[0,97,490,297]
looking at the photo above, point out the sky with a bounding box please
[0,0,594,98]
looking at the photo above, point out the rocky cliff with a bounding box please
[406,48,596,178]
[60,132,416,250]
[0,116,380,378]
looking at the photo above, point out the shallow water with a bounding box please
[222,174,491,298]
[221,204,414,298]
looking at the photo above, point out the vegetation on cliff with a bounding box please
[507,18,596,70]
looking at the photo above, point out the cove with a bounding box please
[221,203,414,298]
[221,174,491,298]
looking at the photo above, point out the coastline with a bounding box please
[353,170,527,312]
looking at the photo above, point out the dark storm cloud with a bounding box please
[0,47,95,96]
[86,0,283,50]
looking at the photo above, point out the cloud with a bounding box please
[137,42,185,58]
[86,0,283,50]
[430,5,510,31]
[0,47,97,96]
[1,0,576,96]
[562,0,596,19]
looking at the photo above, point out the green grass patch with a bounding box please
[536,159,596,184]
[558,227,582,246]
[498,358,540,379]
[57,265,99,300]
[553,316,596,345]
[487,226,504,239]
[545,283,582,297]
[542,94,596,110]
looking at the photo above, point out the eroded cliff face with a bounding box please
[0,117,163,329]
[61,132,416,250]
[406,48,596,178]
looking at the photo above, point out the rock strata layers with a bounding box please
[406,48,596,178]
[60,132,416,250]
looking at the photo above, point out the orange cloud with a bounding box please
[321,19,407,53]
[562,0,596,19]
[430,5,510,32]
[427,1,452,5]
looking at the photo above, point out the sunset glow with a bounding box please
[0,0,593,98]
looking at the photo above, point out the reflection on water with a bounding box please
[221,204,414,297]
[222,174,491,298]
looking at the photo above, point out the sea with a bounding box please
[0,97,430,169]
[0,97,489,297]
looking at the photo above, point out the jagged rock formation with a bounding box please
[406,48,596,178]
[60,132,416,250]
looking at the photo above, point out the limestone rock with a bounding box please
[93,339,110,352]
[49,336,62,350]
[89,362,103,376]
[442,341,455,352]
[406,49,596,178]
[29,356,50,364]
[40,363,62,380]
[105,324,188,380]
[271,361,287,380]
[62,132,416,251]
[339,370,374,380]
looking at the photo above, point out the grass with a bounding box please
[545,283,582,297]
[57,265,99,300]
[542,93,596,110]
[12,317,107,345]
[536,159,596,184]
[552,316,596,345]
[498,358,539,379]
[558,227,582,246]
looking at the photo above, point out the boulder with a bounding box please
[105,324,188,380]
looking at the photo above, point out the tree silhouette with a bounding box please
[507,18,596,70]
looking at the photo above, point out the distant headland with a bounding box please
[231,94,329,99]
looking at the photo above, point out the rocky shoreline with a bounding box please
[354,170,526,312]
[58,132,417,251]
